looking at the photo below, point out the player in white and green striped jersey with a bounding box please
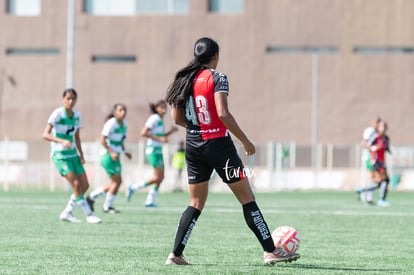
[87,103,131,214]
[42,88,101,224]
[127,100,177,207]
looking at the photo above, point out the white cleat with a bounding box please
[165,252,191,265]
[86,215,102,224]
[264,248,300,265]
[103,207,121,214]
[377,200,390,207]
[126,185,135,202]
[59,212,81,223]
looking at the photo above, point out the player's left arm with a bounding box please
[385,135,391,154]
[215,93,255,156]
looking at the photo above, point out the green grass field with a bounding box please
[1,189,413,274]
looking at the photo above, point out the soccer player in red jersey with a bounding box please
[370,121,391,206]
[164,37,300,265]
[357,120,391,206]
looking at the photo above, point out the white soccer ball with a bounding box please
[272,226,300,253]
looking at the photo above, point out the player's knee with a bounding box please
[156,175,164,183]
[83,182,90,192]
[189,195,206,210]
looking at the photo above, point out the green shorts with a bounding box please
[145,146,164,168]
[52,155,85,176]
[365,158,374,172]
[100,152,121,176]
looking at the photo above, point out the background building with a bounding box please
[1,0,414,162]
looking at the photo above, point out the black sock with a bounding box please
[243,201,274,253]
[380,178,389,200]
[172,206,201,256]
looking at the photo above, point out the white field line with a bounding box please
[1,201,413,218]
[207,207,414,217]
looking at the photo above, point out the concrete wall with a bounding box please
[1,0,414,160]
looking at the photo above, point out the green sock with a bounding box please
[74,195,85,202]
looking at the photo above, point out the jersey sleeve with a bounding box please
[145,114,157,129]
[101,119,113,136]
[362,127,373,140]
[368,133,378,146]
[213,72,229,93]
[47,109,59,127]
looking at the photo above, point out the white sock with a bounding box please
[130,180,147,191]
[62,194,76,214]
[103,193,116,210]
[76,197,93,216]
[366,190,374,202]
[145,187,158,205]
[90,186,105,201]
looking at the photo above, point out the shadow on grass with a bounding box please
[282,263,401,273]
[191,263,401,273]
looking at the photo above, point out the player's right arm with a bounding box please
[42,123,71,148]
[100,120,118,161]
[100,134,118,161]
[171,107,186,127]
[141,125,167,143]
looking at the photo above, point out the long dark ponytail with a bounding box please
[165,37,219,108]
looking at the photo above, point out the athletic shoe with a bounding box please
[103,207,121,214]
[356,188,369,202]
[366,200,375,206]
[126,185,135,202]
[86,215,101,224]
[165,252,191,265]
[59,212,81,223]
[264,248,300,265]
[377,199,390,207]
[355,188,362,201]
[144,203,158,208]
[86,196,95,212]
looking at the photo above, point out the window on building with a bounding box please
[353,47,414,55]
[91,55,137,63]
[6,47,59,56]
[137,0,188,14]
[84,0,136,16]
[209,0,244,14]
[266,46,339,55]
[84,0,188,15]
[7,0,41,16]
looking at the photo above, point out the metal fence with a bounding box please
[1,137,413,191]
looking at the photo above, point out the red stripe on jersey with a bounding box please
[191,69,228,140]
[371,135,386,163]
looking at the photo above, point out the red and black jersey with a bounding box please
[185,68,230,140]
[370,134,390,163]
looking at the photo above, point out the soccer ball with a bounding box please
[272,226,300,253]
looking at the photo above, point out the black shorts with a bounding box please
[185,137,246,184]
[373,161,386,173]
